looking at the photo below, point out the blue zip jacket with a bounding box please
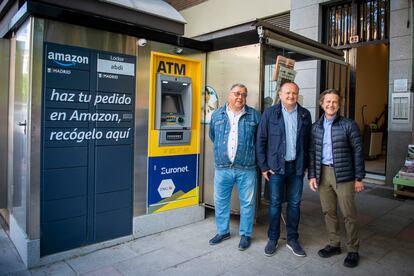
[209,104,261,170]
[256,102,311,176]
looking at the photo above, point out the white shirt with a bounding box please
[226,105,245,163]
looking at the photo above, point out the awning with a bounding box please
[100,0,186,24]
[256,21,346,65]
[0,0,187,37]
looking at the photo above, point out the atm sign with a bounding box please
[157,61,186,75]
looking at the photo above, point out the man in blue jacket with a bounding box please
[209,83,261,251]
[256,82,311,257]
[308,89,365,268]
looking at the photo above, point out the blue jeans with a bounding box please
[267,161,303,242]
[214,168,257,237]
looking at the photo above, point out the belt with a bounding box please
[322,164,334,168]
[285,160,295,164]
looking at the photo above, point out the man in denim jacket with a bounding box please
[256,82,311,257]
[208,83,261,251]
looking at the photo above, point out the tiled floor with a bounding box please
[1,183,413,276]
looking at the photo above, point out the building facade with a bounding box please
[290,0,413,184]
[176,0,413,185]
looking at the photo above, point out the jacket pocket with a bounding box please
[213,119,226,141]
[240,120,257,145]
[269,121,283,137]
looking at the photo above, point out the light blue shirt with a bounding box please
[282,104,297,161]
[322,115,335,165]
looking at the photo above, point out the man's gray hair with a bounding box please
[230,83,248,92]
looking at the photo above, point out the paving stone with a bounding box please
[221,258,287,276]
[161,244,259,276]
[81,266,122,276]
[300,200,321,214]
[31,261,76,276]
[113,247,189,276]
[358,227,376,240]
[358,241,391,262]
[376,247,414,275]
[6,270,32,276]
[304,230,329,243]
[364,234,414,254]
[364,214,412,237]
[355,194,402,218]
[300,213,325,228]
[286,257,346,276]
[127,232,169,255]
[66,244,138,274]
[171,229,233,259]
[395,222,414,243]
[388,202,414,220]
[0,244,27,275]
[357,213,375,226]
[405,199,414,206]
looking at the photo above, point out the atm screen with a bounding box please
[162,93,184,114]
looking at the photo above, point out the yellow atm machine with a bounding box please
[148,52,202,214]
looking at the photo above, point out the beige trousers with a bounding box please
[319,166,359,252]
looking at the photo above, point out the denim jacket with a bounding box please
[209,104,261,170]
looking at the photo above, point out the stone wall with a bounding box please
[290,0,324,120]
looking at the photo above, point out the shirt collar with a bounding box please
[282,103,297,113]
[226,104,245,116]
[324,114,336,123]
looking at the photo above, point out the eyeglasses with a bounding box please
[231,91,248,98]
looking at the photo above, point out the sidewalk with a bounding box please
[1,184,414,276]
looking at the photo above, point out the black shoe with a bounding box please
[238,235,251,251]
[287,240,306,257]
[344,252,359,268]
[318,245,341,258]
[209,233,230,245]
[264,240,278,256]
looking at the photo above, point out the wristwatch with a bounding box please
[356,178,362,182]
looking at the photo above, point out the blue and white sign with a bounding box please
[148,154,198,207]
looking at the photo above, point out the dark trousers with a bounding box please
[267,161,303,242]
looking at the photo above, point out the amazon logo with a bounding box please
[47,51,89,67]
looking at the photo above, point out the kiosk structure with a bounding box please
[0,1,206,267]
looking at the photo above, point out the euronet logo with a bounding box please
[161,165,189,175]
[47,51,89,67]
